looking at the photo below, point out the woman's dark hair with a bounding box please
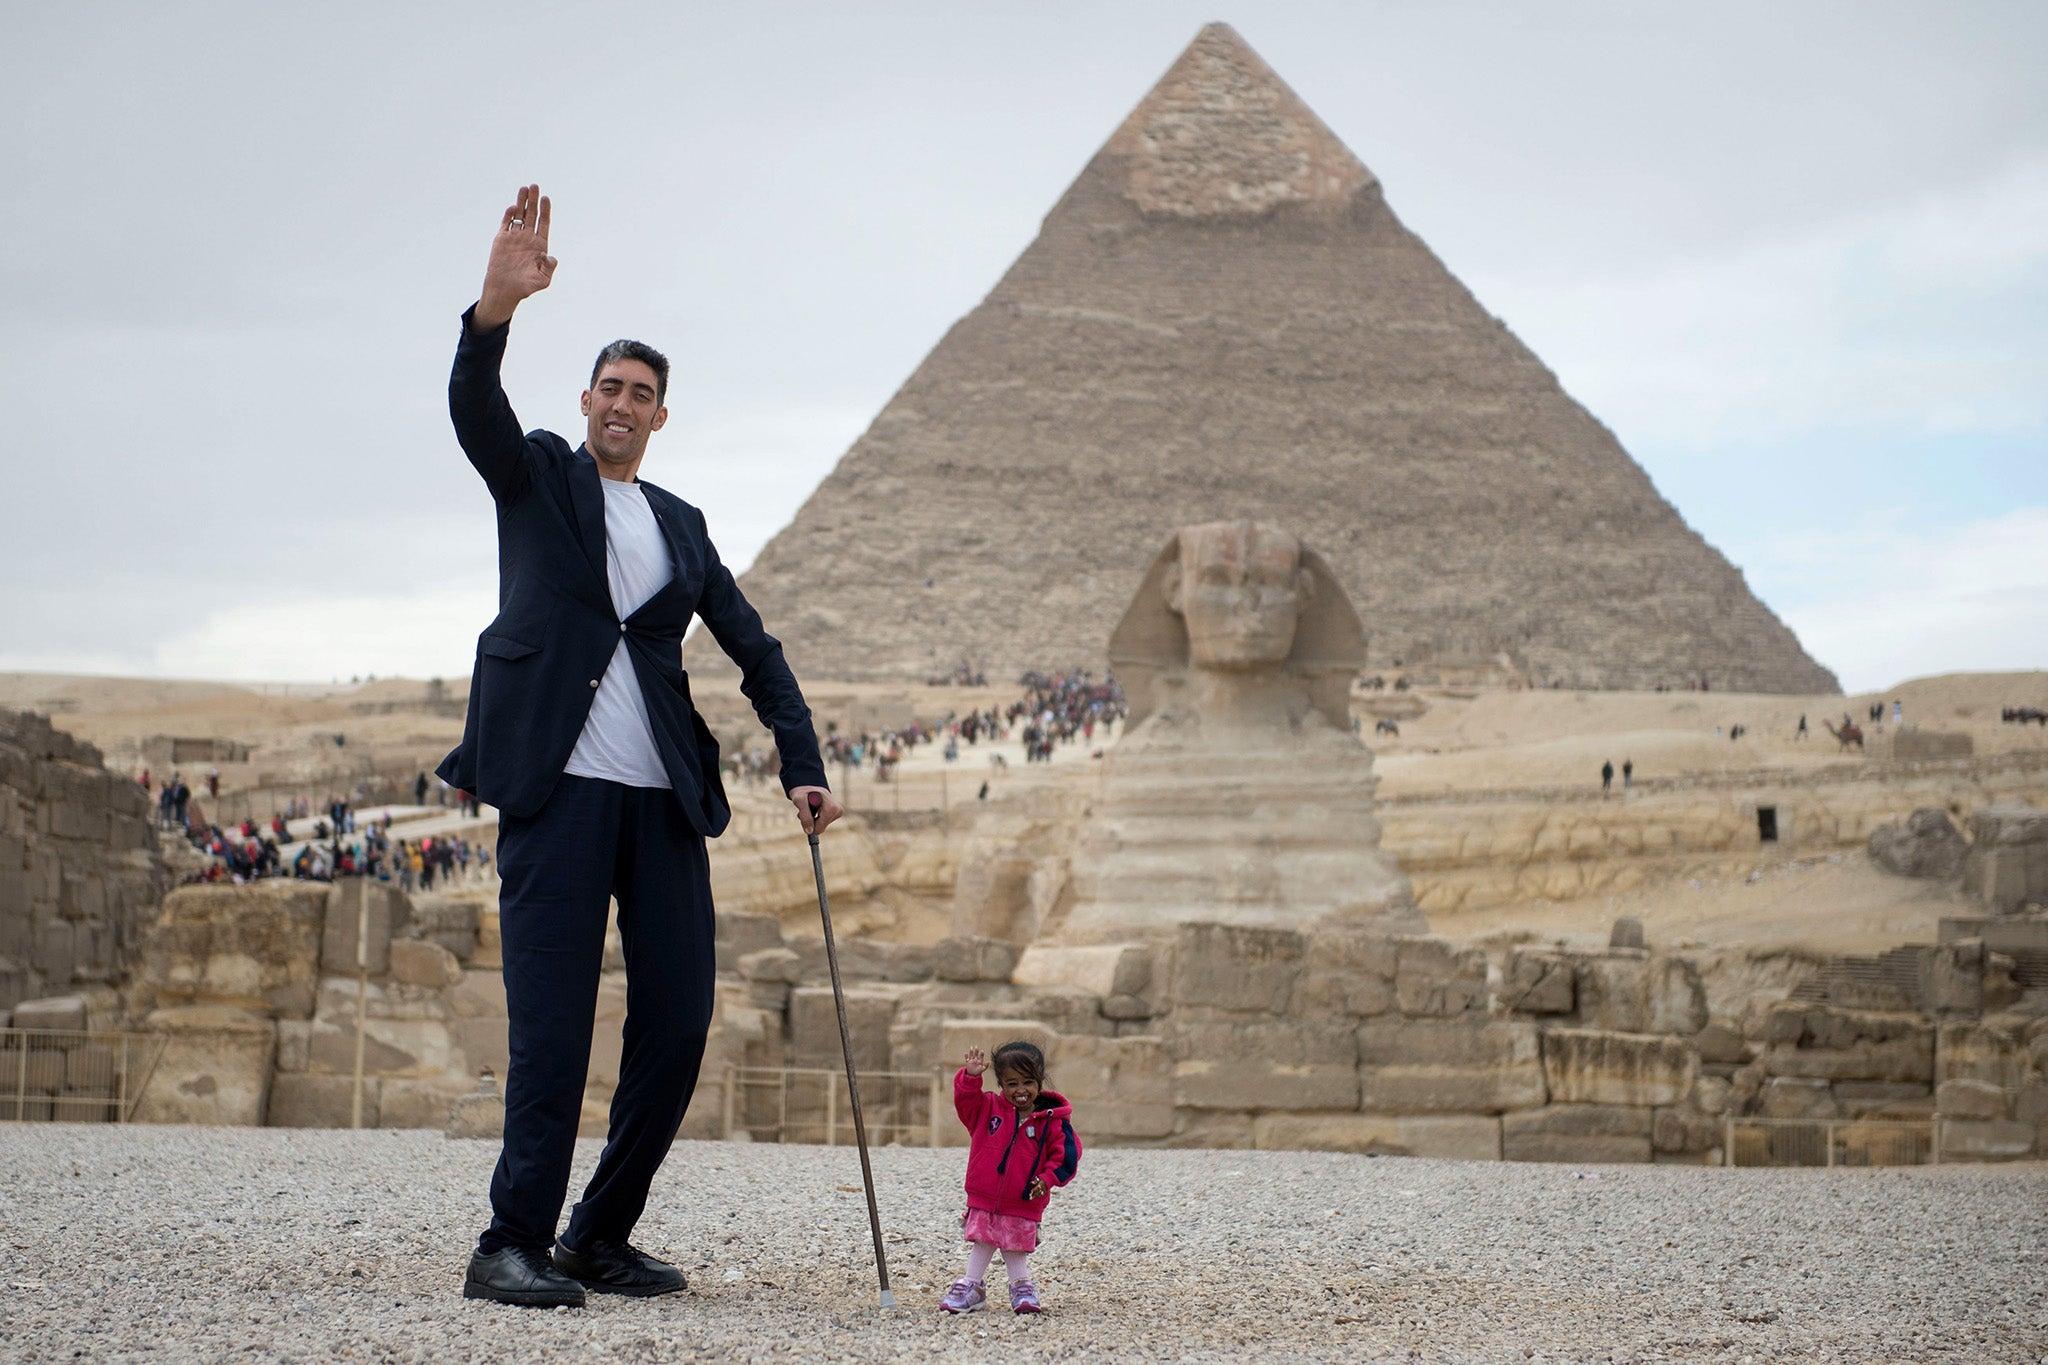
[990,1040,1046,1085]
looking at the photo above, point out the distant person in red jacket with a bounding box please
[939,1041,1079,1316]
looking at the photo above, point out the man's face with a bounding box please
[1171,521,1305,669]
[580,359,668,470]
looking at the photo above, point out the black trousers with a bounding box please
[479,775,715,1254]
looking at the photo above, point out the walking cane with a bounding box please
[807,793,896,1308]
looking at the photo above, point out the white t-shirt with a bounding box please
[563,478,675,788]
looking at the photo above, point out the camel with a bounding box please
[1823,719,1864,752]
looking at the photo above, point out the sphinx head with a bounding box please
[1165,520,1311,670]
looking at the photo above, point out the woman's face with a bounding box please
[995,1065,1041,1113]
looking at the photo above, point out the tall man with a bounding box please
[441,186,842,1307]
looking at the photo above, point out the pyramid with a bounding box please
[707,23,1839,694]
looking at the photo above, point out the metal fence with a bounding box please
[1724,1116,1942,1168]
[1,1029,168,1124]
[722,1066,947,1147]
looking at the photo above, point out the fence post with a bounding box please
[1825,1120,1836,1168]
[826,1069,839,1147]
[1722,1115,1732,1167]
[723,1064,737,1140]
[930,1069,945,1148]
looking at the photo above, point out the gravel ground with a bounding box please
[1,1126,2043,1364]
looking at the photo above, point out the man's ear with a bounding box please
[579,390,593,416]
[650,405,668,433]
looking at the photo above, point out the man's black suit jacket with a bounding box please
[435,307,826,835]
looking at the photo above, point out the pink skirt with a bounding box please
[962,1208,1039,1253]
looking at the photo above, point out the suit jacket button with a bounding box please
[588,679,600,688]
[619,623,627,633]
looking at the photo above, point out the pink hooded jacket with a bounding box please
[954,1068,1079,1222]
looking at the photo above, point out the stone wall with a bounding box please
[0,710,163,1018]
[714,913,2046,1165]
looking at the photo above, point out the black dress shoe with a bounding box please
[552,1237,688,1297]
[463,1245,587,1308]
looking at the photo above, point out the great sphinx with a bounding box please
[1052,520,1425,942]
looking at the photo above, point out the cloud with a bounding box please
[149,580,501,683]
[1483,155,2048,449]
[1747,506,2048,693]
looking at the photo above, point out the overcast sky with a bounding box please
[2,1,2042,695]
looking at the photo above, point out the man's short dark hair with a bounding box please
[590,339,670,405]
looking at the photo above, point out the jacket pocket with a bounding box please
[479,633,540,661]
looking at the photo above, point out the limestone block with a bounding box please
[319,879,407,977]
[747,980,791,1012]
[12,994,87,1031]
[1758,1076,1839,1120]
[1172,923,1304,1014]
[1920,940,1984,1016]
[1652,1107,1720,1154]
[1940,1119,2037,1161]
[932,936,1021,984]
[783,936,933,984]
[32,921,74,985]
[1542,1028,1695,1108]
[268,1073,379,1128]
[1501,1105,1652,1163]
[1013,943,1154,1002]
[1696,1024,1748,1065]
[1053,1034,1174,1138]
[303,1017,458,1079]
[715,911,784,973]
[388,939,463,990]
[738,947,803,984]
[1394,937,1487,1017]
[1573,953,1706,1035]
[1691,1075,1731,1117]
[1868,809,1967,880]
[789,987,896,1071]
[1833,1081,1934,1119]
[938,1018,1057,1075]
[472,909,502,970]
[1758,1006,1934,1083]
[447,1089,507,1140]
[448,969,506,1019]
[1253,1111,1501,1161]
[1356,1018,1545,1114]
[453,1018,510,1078]
[1023,984,1115,1037]
[1171,1018,1358,1111]
[2013,1085,2048,1124]
[1288,927,1397,1020]
[134,1006,277,1126]
[1502,950,1574,1015]
[1938,1020,2022,1088]
[1935,1079,2008,1121]
[1964,803,2048,913]
[378,1078,468,1129]
[404,896,480,962]
[15,1047,63,1092]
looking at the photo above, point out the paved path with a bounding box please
[1,1127,2041,1362]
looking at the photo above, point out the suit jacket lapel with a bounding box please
[567,451,609,588]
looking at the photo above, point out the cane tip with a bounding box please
[878,1288,898,1310]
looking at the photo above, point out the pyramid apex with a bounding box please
[1097,22,1374,218]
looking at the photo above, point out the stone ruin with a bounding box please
[0,710,162,1021]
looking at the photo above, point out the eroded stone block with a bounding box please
[1253,1111,1500,1161]
[1172,1018,1357,1111]
[1542,1028,1695,1107]
[1173,923,1303,1013]
[1394,937,1487,1017]
[1356,1017,1545,1114]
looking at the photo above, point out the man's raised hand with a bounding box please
[474,184,557,329]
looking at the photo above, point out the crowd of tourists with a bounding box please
[809,669,1128,782]
[2003,706,2047,726]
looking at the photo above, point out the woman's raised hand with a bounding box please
[963,1046,988,1076]
[476,184,557,329]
